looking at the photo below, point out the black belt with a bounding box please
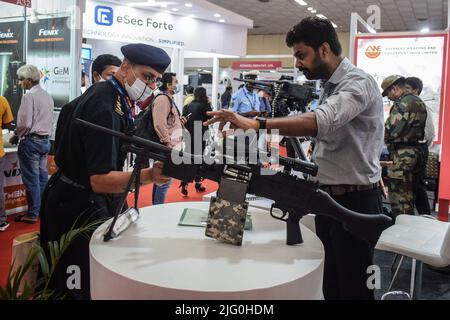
[59,173,87,190]
[320,182,381,197]
[392,141,426,148]
[26,133,49,139]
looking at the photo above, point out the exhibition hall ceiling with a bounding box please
[207,0,449,34]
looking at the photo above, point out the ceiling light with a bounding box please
[307,7,313,11]
[214,13,221,18]
[172,8,179,11]
[219,19,225,23]
[185,3,192,7]
[420,27,430,33]
[160,4,167,8]
[316,14,327,19]
[189,14,195,18]
[311,9,316,13]
[294,0,308,5]
[165,10,171,13]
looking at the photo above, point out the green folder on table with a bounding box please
[178,208,253,230]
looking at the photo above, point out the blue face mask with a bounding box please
[173,83,182,95]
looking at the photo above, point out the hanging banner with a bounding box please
[27,17,71,110]
[232,61,282,70]
[355,35,447,143]
[83,0,248,56]
[0,20,25,119]
[0,0,31,7]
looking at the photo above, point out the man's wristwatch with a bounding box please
[255,116,267,130]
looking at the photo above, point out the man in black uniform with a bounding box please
[40,43,171,299]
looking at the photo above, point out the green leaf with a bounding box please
[37,247,49,277]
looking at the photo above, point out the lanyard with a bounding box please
[243,89,256,108]
[109,77,134,127]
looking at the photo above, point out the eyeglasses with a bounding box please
[143,74,161,84]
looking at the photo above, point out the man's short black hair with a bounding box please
[286,17,342,56]
[160,72,176,91]
[226,86,232,91]
[405,77,423,95]
[185,85,194,94]
[91,54,121,79]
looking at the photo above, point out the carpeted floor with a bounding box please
[0,178,218,288]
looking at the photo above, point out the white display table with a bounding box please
[89,201,324,300]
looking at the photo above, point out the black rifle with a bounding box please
[76,119,391,247]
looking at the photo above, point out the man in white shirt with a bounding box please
[11,64,53,223]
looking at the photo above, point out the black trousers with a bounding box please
[315,188,383,300]
[412,147,431,215]
[40,172,122,300]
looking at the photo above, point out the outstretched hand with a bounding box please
[203,109,259,135]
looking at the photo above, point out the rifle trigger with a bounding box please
[270,203,288,222]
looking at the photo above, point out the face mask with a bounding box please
[124,68,153,102]
[97,76,106,82]
[173,83,182,95]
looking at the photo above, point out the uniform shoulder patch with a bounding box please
[114,98,124,116]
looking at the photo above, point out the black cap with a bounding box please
[121,43,171,74]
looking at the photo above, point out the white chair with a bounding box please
[375,214,450,299]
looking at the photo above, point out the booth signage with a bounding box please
[355,35,446,143]
[3,152,28,215]
[27,17,71,110]
[0,20,25,119]
[0,0,31,8]
[83,0,247,56]
[232,61,282,70]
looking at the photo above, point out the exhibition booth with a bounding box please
[349,12,450,221]
[0,0,82,214]
[82,0,252,109]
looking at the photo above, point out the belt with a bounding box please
[59,173,87,190]
[319,182,381,197]
[392,141,426,148]
[26,133,49,139]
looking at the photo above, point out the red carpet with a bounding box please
[0,178,218,288]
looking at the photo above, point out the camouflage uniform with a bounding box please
[385,92,427,218]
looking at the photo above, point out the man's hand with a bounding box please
[180,116,188,126]
[148,161,170,186]
[9,135,19,145]
[204,109,260,133]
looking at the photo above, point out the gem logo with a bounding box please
[40,67,50,84]
[95,6,113,26]
[365,45,381,59]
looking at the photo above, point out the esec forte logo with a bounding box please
[95,5,113,26]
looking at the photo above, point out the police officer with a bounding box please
[40,43,171,299]
[206,17,385,300]
[382,75,428,219]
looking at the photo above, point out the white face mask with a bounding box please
[124,68,153,102]
[97,76,106,82]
